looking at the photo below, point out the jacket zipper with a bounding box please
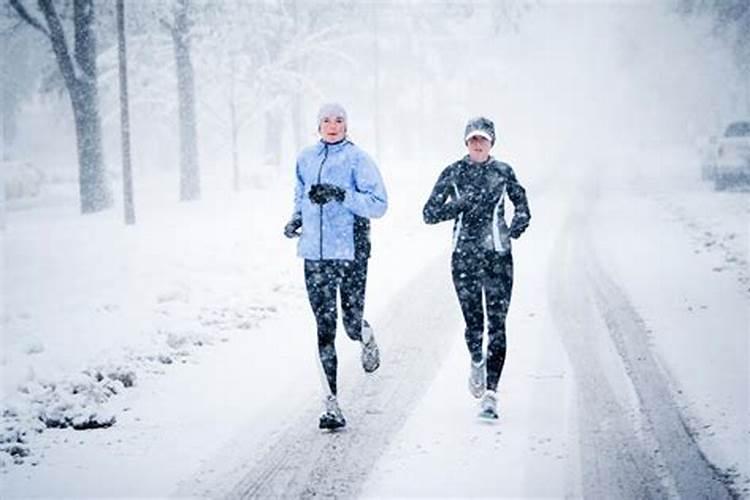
[317,145,329,259]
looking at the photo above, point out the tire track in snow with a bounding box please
[550,193,735,498]
[222,256,462,499]
[550,212,667,498]
[587,245,736,499]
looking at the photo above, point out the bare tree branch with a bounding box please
[160,18,173,34]
[8,0,50,37]
[37,0,78,91]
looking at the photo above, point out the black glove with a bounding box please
[319,183,345,203]
[309,183,345,204]
[509,221,527,239]
[283,217,302,238]
[308,184,323,204]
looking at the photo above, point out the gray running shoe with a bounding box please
[479,390,499,420]
[361,320,380,373]
[468,358,486,399]
[319,394,346,430]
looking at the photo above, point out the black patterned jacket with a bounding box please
[423,156,530,255]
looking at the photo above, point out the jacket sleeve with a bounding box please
[291,160,304,221]
[342,151,388,219]
[506,167,531,236]
[423,166,464,224]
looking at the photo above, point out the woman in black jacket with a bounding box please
[423,116,531,419]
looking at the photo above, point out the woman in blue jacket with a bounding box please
[284,103,388,430]
[423,116,530,419]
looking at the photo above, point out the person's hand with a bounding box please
[318,183,345,203]
[284,217,302,238]
[309,184,324,204]
[509,221,527,239]
[309,183,345,204]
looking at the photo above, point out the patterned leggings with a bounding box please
[451,249,513,392]
[304,258,368,396]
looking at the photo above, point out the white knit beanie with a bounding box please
[317,103,347,123]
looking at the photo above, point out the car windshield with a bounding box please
[724,121,750,137]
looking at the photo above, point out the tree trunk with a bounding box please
[229,55,240,192]
[1,105,15,162]
[71,82,110,213]
[117,0,135,224]
[289,0,304,153]
[72,0,111,213]
[172,0,200,202]
[1,36,17,162]
[262,2,283,172]
[35,0,112,213]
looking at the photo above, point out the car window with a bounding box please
[724,122,750,137]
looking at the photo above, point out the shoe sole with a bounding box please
[362,343,380,373]
[319,415,347,430]
[478,409,499,420]
[318,416,346,431]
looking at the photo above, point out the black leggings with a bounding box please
[304,258,368,396]
[452,249,513,391]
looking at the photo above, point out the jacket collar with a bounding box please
[462,154,494,167]
[317,138,351,155]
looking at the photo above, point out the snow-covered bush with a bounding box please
[3,161,43,200]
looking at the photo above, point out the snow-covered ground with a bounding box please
[1,150,748,497]
[3,2,749,497]
[594,177,749,487]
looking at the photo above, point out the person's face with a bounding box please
[466,135,492,163]
[319,116,346,143]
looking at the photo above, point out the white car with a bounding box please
[714,120,750,190]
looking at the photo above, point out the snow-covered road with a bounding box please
[2,164,747,498]
[552,177,739,498]
[187,172,746,498]
[4,0,748,495]
[206,257,459,499]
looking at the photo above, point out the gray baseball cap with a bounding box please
[464,116,496,145]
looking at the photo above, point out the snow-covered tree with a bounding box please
[8,0,112,214]
[165,0,200,201]
[194,0,355,189]
[680,0,750,111]
[101,0,202,201]
[115,0,134,224]
[0,8,47,162]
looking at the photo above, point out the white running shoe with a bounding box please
[361,320,380,373]
[479,390,499,420]
[319,394,346,430]
[468,358,486,399]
